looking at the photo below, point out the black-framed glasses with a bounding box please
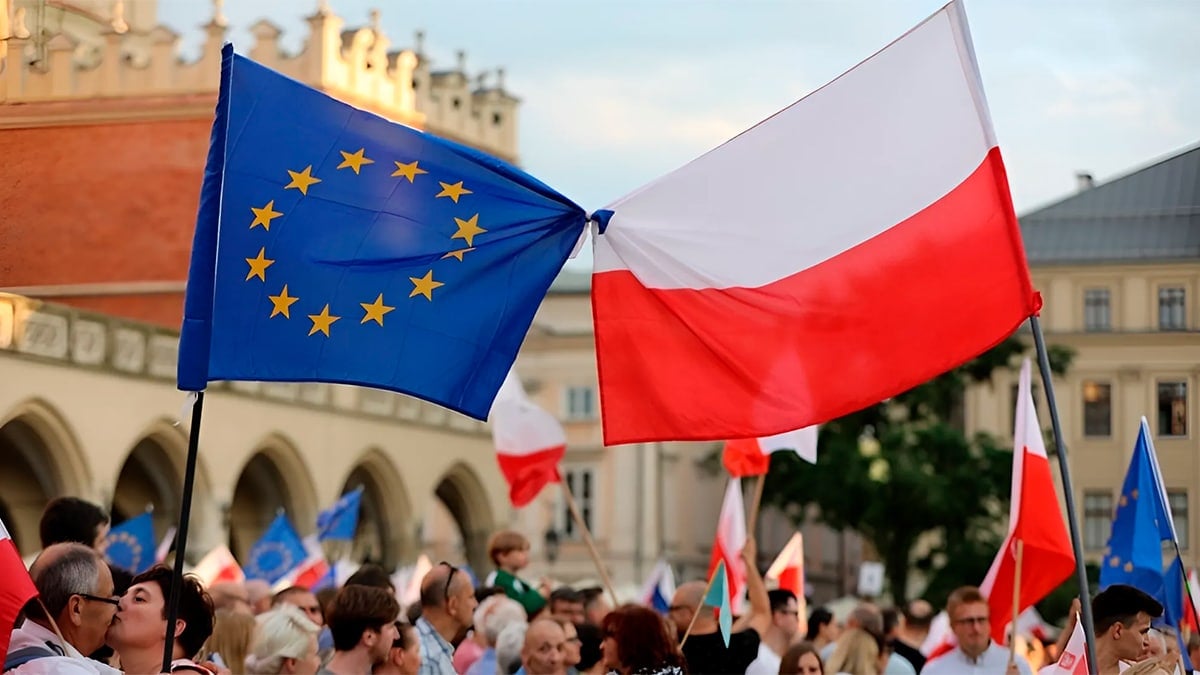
[439,561,458,600]
[79,593,120,607]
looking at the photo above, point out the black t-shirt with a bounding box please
[681,629,760,674]
[892,639,927,673]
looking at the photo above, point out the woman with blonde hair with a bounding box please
[245,604,323,674]
[823,628,882,675]
[199,609,257,673]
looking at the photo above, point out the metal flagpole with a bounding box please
[1030,316,1097,674]
[162,391,205,672]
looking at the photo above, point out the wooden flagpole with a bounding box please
[679,566,720,648]
[162,391,205,672]
[746,473,767,536]
[1009,539,1024,665]
[560,481,619,608]
[1031,315,1097,675]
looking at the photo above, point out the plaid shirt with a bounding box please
[416,617,457,675]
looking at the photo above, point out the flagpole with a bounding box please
[559,481,620,608]
[746,473,766,537]
[162,391,205,672]
[1031,315,1098,675]
[1009,539,1023,666]
[679,568,719,648]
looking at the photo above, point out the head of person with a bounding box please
[549,587,586,625]
[881,607,902,639]
[555,618,581,669]
[600,604,684,675]
[245,604,322,675]
[1143,628,1167,659]
[487,530,531,572]
[946,586,992,659]
[666,581,704,639]
[326,584,401,665]
[574,623,603,674]
[825,628,880,675]
[1188,631,1200,668]
[39,497,110,551]
[806,606,840,643]
[779,641,825,675]
[901,599,933,636]
[273,586,324,627]
[1158,624,1179,661]
[88,562,136,662]
[845,603,883,634]
[579,587,610,627]
[27,543,117,656]
[245,579,274,614]
[522,618,566,675]
[1092,583,1164,662]
[208,581,252,615]
[201,608,257,672]
[476,594,527,647]
[769,589,802,640]
[475,585,508,605]
[346,563,396,595]
[108,564,215,662]
[495,623,528,675]
[418,561,477,633]
[374,621,422,675]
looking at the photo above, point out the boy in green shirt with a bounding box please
[483,530,547,617]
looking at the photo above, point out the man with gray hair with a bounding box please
[4,543,121,674]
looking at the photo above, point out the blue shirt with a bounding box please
[417,617,456,675]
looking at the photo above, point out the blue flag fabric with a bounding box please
[105,512,155,574]
[178,45,587,420]
[1101,419,1192,670]
[317,487,363,542]
[245,513,307,585]
[704,560,733,647]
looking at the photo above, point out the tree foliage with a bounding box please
[762,335,1073,604]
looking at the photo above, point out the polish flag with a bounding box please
[191,545,245,587]
[1185,568,1200,633]
[723,426,819,477]
[980,359,1075,644]
[273,536,329,591]
[0,517,37,665]
[765,533,807,635]
[1044,613,1088,675]
[591,0,1040,445]
[919,611,955,661]
[490,371,567,507]
[708,479,747,613]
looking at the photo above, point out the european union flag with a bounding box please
[317,487,363,542]
[105,512,155,574]
[245,513,307,585]
[178,45,587,419]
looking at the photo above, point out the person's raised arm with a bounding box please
[732,537,772,636]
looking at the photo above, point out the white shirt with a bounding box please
[923,643,1032,675]
[6,620,122,675]
[745,642,782,675]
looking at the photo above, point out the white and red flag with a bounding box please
[979,359,1074,644]
[1044,613,1088,675]
[723,426,818,477]
[0,517,37,665]
[708,479,747,613]
[490,370,567,507]
[765,533,807,635]
[191,545,245,587]
[591,0,1040,445]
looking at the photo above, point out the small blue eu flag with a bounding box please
[178,45,587,420]
[317,487,363,542]
[105,512,155,574]
[245,513,308,585]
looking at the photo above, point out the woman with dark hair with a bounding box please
[778,641,824,675]
[805,607,840,651]
[601,604,686,675]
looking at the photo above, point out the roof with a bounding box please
[1019,143,1200,265]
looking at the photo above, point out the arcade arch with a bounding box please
[337,448,414,568]
[228,434,318,561]
[433,462,495,574]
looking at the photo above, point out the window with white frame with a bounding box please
[1083,491,1113,551]
[1169,490,1189,550]
[1084,288,1111,332]
[1159,287,1187,331]
[560,467,596,539]
[564,385,597,421]
[1158,381,1188,437]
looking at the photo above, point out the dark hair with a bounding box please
[391,621,416,650]
[315,586,338,616]
[109,564,134,597]
[476,585,507,604]
[779,641,824,675]
[327,585,400,651]
[550,587,584,606]
[768,589,797,613]
[39,498,109,549]
[580,586,605,609]
[345,563,394,592]
[881,607,901,635]
[902,599,934,630]
[601,604,686,674]
[575,623,603,671]
[130,565,214,658]
[806,606,833,641]
[406,602,422,624]
[1093,584,1164,635]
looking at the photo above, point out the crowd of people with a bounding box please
[5,496,1198,674]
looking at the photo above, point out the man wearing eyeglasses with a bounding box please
[4,543,121,674]
[923,586,1030,675]
[417,562,478,675]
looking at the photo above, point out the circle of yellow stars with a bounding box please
[243,146,486,338]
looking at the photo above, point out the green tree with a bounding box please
[762,336,1073,604]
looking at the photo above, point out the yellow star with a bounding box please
[249,200,283,231]
[268,285,299,318]
[436,180,472,203]
[360,293,395,326]
[442,247,475,261]
[285,165,322,195]
[391,160,428,183]
[337,148,375,175]
[1109,556,1120,567]
[1119,496,1128,507]
[1124,562,1133,572]
[409,270,444,301]
[451,213,487,247]
[245,247,275,282]
[307,304,341,337]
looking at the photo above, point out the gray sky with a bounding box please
[160,0,1199,266]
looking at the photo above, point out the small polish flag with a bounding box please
[708,479,747,613]
[1043,613,1088,674]
[0,517,37,665]
[191,545,245,587]
[765,533,807,635]
[723,426,818,477]
[490,371,567,507]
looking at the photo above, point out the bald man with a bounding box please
[416,562,478,675]
[667,539,771,675]
[520,618,567,675]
